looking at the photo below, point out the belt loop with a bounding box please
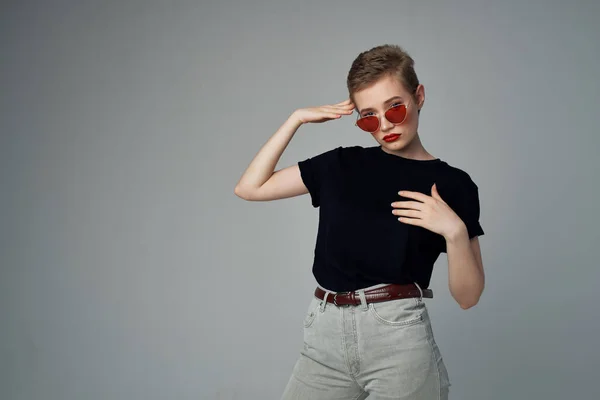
[357,289,368,311]
[414,281,424,301]
[320,291,329,312]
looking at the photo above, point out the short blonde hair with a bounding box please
[347,44,420,104]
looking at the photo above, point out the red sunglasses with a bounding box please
[355,100,411,133]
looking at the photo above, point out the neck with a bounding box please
[381,133,436,160]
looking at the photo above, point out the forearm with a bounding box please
[445,224,485,309]
[235,113,303,193]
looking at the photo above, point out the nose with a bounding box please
[380,114,395,132]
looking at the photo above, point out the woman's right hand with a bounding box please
[291,99,355,124]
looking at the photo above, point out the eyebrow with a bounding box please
[359,96,404,115]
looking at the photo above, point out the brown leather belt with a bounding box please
[315,283,433,306]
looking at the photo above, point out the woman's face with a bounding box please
[352,74,424,150]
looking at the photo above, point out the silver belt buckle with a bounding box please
[333,291,350,306]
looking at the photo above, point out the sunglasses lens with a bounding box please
[385,104,407,124]
[356,116,379,132]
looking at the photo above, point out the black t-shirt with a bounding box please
[298,145,484,292]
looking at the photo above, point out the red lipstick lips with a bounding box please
[383,134,401,142]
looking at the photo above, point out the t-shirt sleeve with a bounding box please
[440,174,484,253]
[297,146,341,208]
[458,178,485,239]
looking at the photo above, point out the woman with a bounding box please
[234,44,485,400]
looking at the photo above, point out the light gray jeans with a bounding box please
[281,283,451,400]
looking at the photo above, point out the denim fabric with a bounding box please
[281,283,451,400]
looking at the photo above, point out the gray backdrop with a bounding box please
[1,1,598,399]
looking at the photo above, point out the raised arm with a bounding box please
[234,100,354,201]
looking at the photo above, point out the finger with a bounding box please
[320,111,342,119]
[321,106,353,115]
[329,101,354,110]
[335,100,353,107]
[334,103,355,110]
[334,104,356,113]
[398,216,421,225]
[391,201,423,210]
[392,209,421,218]
[331,102,354,108]
[398,190,431,203]
[328,106,354,113]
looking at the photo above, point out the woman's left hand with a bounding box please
[391,183,465,239]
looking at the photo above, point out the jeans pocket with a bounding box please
[368,297,424,326]
[303,297,320,328]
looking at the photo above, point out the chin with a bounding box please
[380,139,404,147]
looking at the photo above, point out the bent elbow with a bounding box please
[234,185,248,200]
[459,298,480,310]
[234,185,256,201]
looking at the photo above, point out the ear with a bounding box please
[415,84,425,110]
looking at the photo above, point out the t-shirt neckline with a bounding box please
[376,145,441,163]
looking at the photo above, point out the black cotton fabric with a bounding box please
[298,145,484,292]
